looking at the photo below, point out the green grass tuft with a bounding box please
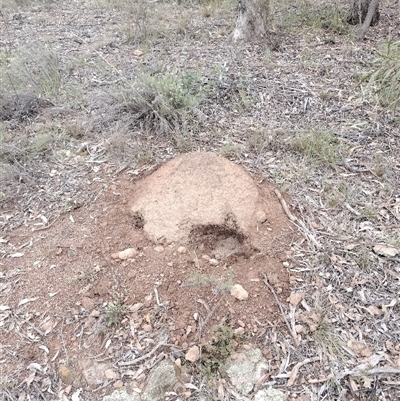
[291,130,344,166]
[365,41,400,113]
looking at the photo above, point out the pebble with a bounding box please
[81,296,94,310]
[185,346,200,363]
[287,292,305,306]
[154,245,164,253]
[177,246,187,254]
[231,284,249,300]
[113,380,124,389]
[234,327,245,335]
[142,324,152,332]
[104,369,118,380]
[209,258,219,265]
[112,248,137,260]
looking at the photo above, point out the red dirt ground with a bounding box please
[1,154,297,393]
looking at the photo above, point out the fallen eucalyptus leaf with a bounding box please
[373,244,398,257]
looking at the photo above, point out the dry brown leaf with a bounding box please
[17,391,26,401]
[287,364,299,386]
[366,305,382,316]
[382,299,397,314]
[347,340,372,357]
[217,381,224,399]
[373,244,398,257]
[344,243,359,250]
[349,377,358,392]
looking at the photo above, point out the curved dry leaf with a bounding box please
[9,252,24,258]
[27,362,43,372]
[18,297,39,306]
[39,345,49,354]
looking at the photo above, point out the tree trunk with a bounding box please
[232,0,270,42]
[348,0,380,27]
[356,0,380,39]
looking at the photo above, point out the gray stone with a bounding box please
[79,359,109,387]
[103,390,140,401]
[141,361,180,401]
[224,348,268,395]
[254,387,286,401]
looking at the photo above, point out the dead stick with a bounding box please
[118,336,167,366]
[274,189,297,222]
[262,274,299,347]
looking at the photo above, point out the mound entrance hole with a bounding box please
[189,219,249,259]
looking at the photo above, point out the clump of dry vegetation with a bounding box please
[364,40,400,112]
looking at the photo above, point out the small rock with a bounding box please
[224,348,268,395]
[234,327,245,335]
[144,295,152,306]
[90,310,100,317]
[142,324,152,332]
[141,361,180,401]
[185,346,200,363]
[79,359,109,387]
[254,387,286,401]
[201,254,210,260]
[237,320,245,328]
[113,380,124,389]
[103,389,141,401]
[154,245,164,253]
[112,248,137,260]
[81,296,95,310]
[177,246,187,254]
[209,258,219,266]
[130,303,143,312]
[119,248,137,260]
[105,369,119,380]
[295,325,304,333]
[287,292,305,307]
[231,284,248,301]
